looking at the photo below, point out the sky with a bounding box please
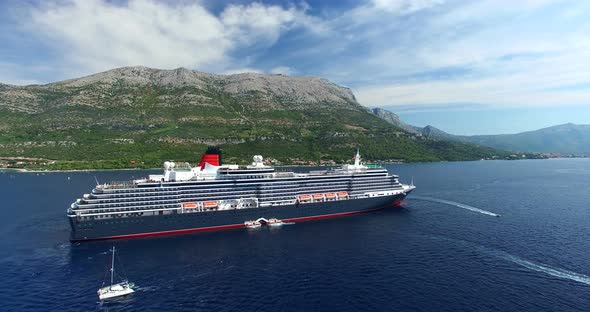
[0,0,589,135]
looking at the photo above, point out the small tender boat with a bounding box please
[312,194,324,201]
[267,218,284,226]
[182,202,198,209]
[203,201,218,208]
[337,191,349,198]
[297,194,312,201]
[325,193,337,199]
[244,220,262,228]
[97,246,135,301]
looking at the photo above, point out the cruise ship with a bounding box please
[68,148,415,241]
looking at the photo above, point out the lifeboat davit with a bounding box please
[312,194,324,200]
[337,191,349,198]
[298,194,312,201]
[325,193,336,199]
[182,202,198,209]
[203,201,218,208]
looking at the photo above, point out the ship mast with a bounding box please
[354,149,361,167]
[110,246,115,286]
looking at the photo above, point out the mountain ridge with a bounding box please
[2,66,360,114]
[0,66,508,169]
[370,108,420,134]
[371,107,590,155]
[465,123,590,154]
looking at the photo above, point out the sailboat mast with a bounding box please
[110,246,115,286]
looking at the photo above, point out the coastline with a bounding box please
[0,167,158,173]
[0,157,578,173]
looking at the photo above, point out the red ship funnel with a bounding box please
[198,146,222,169]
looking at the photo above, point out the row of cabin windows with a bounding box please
[84,191,258,208]
[89,193,254,209]
[223,175,266,179]
[78,194,357,225]
[84,193,260,211]
[100,176,379,195]
[101,187,259,199]
[100,178,365,198]
[97,188,256,201]
[79,218,145,227]
[86,181,394,209]
[108,183,261,194]
[87,183,367,209]
[83,204,178,215]
[86,184,391,211]
[79,212,145,220]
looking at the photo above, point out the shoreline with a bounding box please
[0,157,580,173]
[0,167,159,173]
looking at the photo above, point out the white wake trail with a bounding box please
[498,252,590,286]
[426,235,590,287]
[411,196,501,217]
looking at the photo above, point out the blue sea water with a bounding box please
[1,159,590,311]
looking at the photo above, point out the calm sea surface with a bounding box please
[1,159,590,311]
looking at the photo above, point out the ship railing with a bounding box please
[78,189,259,206]
[98,181,138,190]
[75,202,182,215]
[72,206,183,218]
[259,199,297,207]
[87,187,260,200]
[94,175,365,195]
[273,172,296,178]
[77,195,249,210]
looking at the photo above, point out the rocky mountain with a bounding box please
[0,66,506,169]
[371,108,420,134]
[1,67,359,114]
[371,108,458,140]
[396,115,590,155]
[418,125,456,140]
[465,123,590,154]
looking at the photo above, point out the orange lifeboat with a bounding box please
[203,201,218,208]
[312,194,324,200]
[337,191,349,198]
[182,202,198,209]
[298,194,312,201]
[325,193,336,199]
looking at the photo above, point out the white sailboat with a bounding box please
[97,246,135,300]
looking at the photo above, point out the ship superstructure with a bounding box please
[68,148,415,241]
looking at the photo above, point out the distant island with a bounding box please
[0,66,521,170]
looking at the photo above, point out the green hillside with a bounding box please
[0,67,509,170]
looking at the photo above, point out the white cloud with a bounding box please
[355,49,590,107]
[221,2,322,46]
[23,0,318,80]
[321,0,590,108]
[371,0,445,14]
[28,0,228,75]
[5,0,590,112]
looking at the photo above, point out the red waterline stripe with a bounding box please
[76,223,245,241]
[282,207,384,223]
[75,202,404,241]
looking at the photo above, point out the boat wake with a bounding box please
[496,251,590,286]
[411,196,500,217]
[134,285,158,292]
[425,234,590,287]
